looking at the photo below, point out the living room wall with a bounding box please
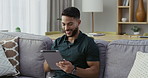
[73,0,117,33]
[73,0,148,35]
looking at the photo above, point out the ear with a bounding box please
[78,19,81,26]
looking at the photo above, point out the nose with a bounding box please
[64,25,70,30]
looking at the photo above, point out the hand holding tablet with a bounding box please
[41,50,63,70]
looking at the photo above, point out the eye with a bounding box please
[62,23,65,26]
[68,22,73,26]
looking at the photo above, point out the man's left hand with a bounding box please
[56,60,74,73]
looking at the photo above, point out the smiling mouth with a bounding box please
[65,29,72,33]
[66,30,71,34]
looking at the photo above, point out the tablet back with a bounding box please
[41,50,63,70]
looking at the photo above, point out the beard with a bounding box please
[63,27,79,37]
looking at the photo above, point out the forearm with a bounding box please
[74,66,99,78]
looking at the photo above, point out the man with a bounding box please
[44,7,100,78]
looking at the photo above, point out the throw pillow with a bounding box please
[0,37,20,75]
[128,51,148,78]
[0,45,17,76]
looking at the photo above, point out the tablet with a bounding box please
[41,50,63,70]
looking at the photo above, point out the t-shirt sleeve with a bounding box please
[51,39,58,50]
[86,39,100,61]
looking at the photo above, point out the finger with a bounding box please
[56,63,59,66]
[61,61,71,65]
[56,62,65,67]
[56,63,64,69]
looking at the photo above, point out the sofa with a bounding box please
[1,32,147,78]
[96,39,148,78]
[44,39,148,78]
[0,32,53,78]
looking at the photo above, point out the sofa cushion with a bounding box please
[0,32,53,78]
[128,51,148,78]
[104,40,148,78]
[1,76,34,78]
[0,45,17,76]
[94,40,109,78]
[0,37,20,75]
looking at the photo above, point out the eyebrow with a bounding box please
[62,22,73,25]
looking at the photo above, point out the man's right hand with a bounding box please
[44,60,51,72]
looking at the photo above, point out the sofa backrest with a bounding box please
[0,32,53,78]
[95,40,109,78]
[104,40,148,78]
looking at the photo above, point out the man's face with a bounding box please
[61,16,80,37]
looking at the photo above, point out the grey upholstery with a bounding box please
[0,32,53,78]
[95,40,109,78]
[104,40,148,78]
[3,32,147,78]
[7,76,34,78]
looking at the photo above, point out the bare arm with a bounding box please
[44,60,100,78]
[75,61,99,78]
[44,60,51,72]
[56,60,100,78]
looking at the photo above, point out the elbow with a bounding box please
[94,71,99,78]
[93,68,99,78]
[88,69,99,78]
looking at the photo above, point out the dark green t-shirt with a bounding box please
[51,31,100,78]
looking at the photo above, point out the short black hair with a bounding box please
[62,7,80,19]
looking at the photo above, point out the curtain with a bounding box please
[0,0,47,35]
[47,0,72,32]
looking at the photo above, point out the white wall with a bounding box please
[74,0,117,33]
[74,0,148,35]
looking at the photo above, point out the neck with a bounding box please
[68,31,80,43]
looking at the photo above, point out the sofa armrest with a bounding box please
[0,32,53,78]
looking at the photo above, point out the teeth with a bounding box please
[67,31,70,32]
